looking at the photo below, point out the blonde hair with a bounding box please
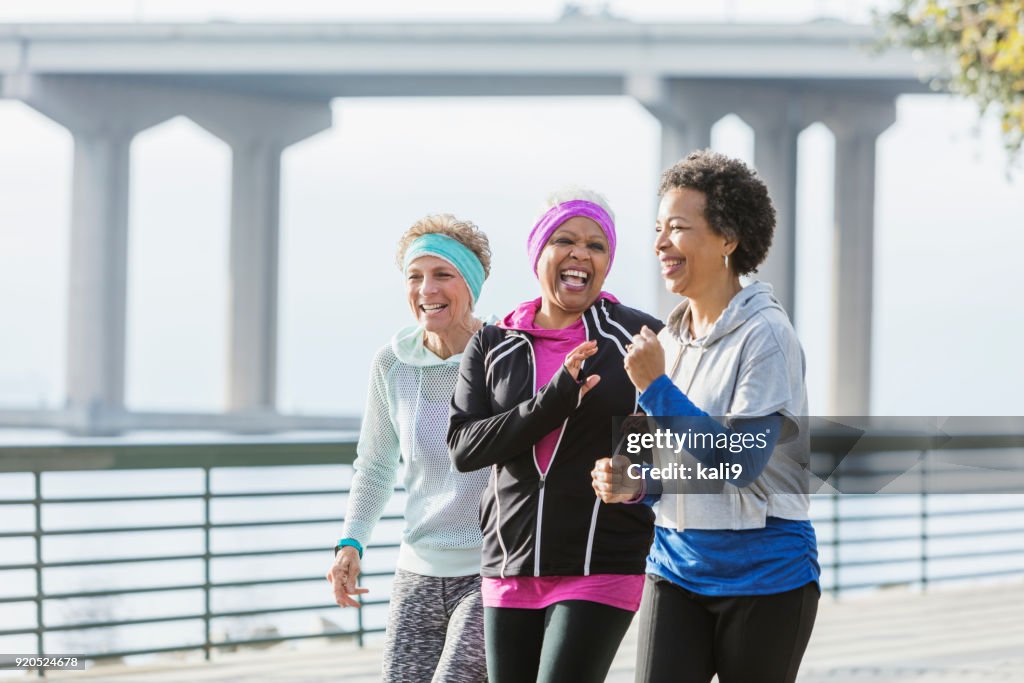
[395,214,492,277]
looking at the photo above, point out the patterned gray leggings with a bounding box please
[382,568,487,683]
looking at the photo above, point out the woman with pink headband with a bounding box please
[449,188,662,682]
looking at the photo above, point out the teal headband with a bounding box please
[403,233,486,303]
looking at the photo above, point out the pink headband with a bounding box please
[527,200,617,276]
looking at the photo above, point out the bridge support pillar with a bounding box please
[745,96,804,320]
[188,99,333,414]
[628,76,720,319]
[824,99,897,416]
[5,74,332,431]
[4,75,171,433]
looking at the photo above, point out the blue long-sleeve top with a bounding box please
[636,374,784,491]
[633,374,820,596]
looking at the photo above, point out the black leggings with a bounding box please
[484,600,635,683]
[636,575,818,683]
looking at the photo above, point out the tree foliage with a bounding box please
[885,1,1024,157]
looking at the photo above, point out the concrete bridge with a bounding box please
[0,20,931,433]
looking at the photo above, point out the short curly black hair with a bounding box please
[658,149,775,276]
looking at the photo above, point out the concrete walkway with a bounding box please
[43,581,1024,682]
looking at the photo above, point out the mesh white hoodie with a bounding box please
[341,323,491,577]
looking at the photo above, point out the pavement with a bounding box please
[38,580,1024,682]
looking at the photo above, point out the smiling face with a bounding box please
[536,216,610,326]
[655,187,735,299]
[405,255,473,334]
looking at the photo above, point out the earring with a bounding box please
[724,253,730,270]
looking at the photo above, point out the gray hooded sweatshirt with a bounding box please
[654,281,810,531]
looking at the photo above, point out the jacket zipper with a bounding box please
[527,333,577,577]
[527,338,545,576]
[492,465,509,578]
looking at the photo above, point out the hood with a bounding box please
[666,281,784,347]
[499,292,620,339]
[391,314,499,366]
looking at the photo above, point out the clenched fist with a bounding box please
[592,454,641,504]
[623,326,665,392]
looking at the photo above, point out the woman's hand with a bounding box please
[624,326,665,392]
[326,546,369,608]
[564,339,601,399]
[592,454,640,503]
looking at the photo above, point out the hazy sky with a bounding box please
[1,1,1022,419]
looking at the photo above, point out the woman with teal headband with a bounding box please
[327,214,492,682]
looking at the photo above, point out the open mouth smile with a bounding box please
[660,258,684,277]
[559,268,590,291]
[420,303,448,315]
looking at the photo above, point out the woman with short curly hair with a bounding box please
[328,214,492,682]
[593,150,820,683]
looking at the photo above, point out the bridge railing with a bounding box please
[0,431,1022,667]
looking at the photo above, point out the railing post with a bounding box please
[356,594,365,648]
[33,471,44,678]
[831,452,842,599]
[203,466,212,661]
[920,450,929,592]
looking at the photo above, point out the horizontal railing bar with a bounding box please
[210,603,336,619]
[916,548,1024,563]
[825,526,1024,546]
[49,600,373,633]
[211,543,399,560]
[810,505,1024,524]
[6,533,1020,572]
[819,546,1024,570]
[211,489,355,499]
[34,553,206,568]
[33,493,205,504]
[0,438,359,472]
[210,517,346,529]
[23,604,354,635]
[0,568,400,603]
[0,562,36,571]
[45,613,205,632]
[0,626,42,637]
[43,583,206,600]
[0,514,402,539]
[32,489,357,504]
[62,642,209,661]
[3,430,1020,474]
[0,543,403,571]
[209,576,322,590]
[919,567,1024,583]
[43,522,205,536]
[0,488,394,506]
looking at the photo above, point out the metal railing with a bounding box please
[0,435,385,670]
[0,430,1022,670]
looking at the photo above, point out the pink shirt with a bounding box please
[482,297,645,611]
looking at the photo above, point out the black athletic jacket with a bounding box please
[448,298,663,579]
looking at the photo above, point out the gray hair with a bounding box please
[540,186,615,222]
